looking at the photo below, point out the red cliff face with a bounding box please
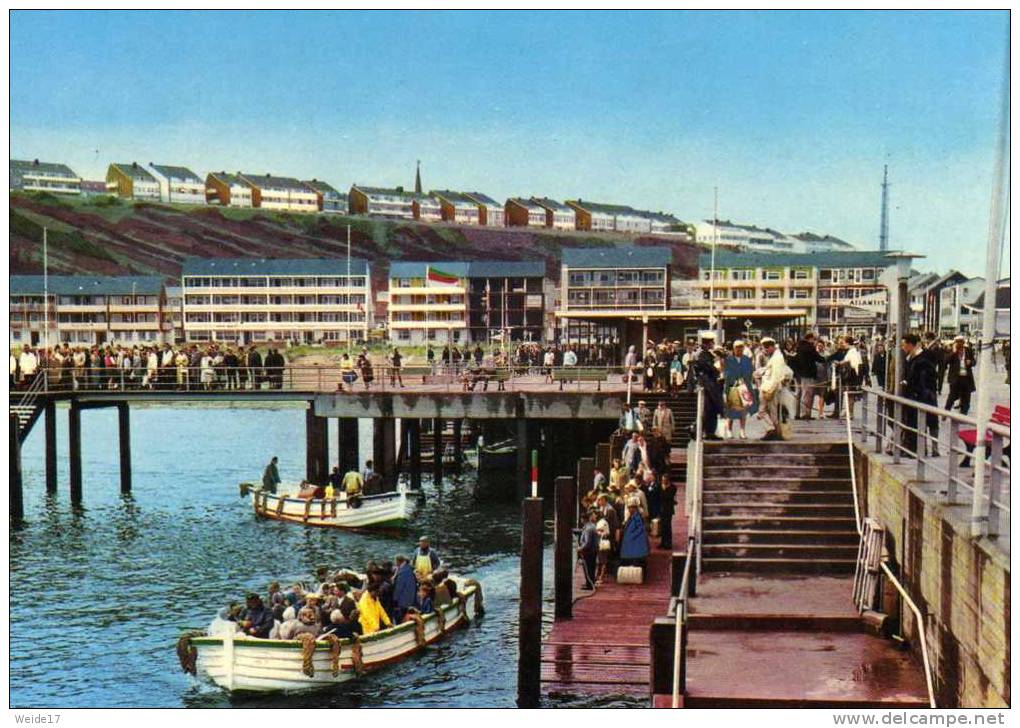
[9,193,702,285]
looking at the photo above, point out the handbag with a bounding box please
[598,537,611,552]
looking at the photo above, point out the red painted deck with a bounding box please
[541,454,687,701]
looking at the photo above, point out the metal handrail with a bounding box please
[844,391,937,709]
[11,370,49,431]
[671,535,697,708]
[692,388,705,576]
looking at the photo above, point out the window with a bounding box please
[730,269,754,281]
[862,269,875,281]
[792,269,810,280]
[763,290,782,299]
[398,330,410,341]
[762,270,781,281]
[790,289,811,299]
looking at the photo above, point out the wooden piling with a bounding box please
[451,419,463,473]
[576,456,595,519]
[516,418,530,498]
[595,442,611,478]
[10,414,24,522]
[338,417,358,474]
[554,475,577,620]
[517,496,544,708]
[408,419,422,491]
[381,419,397,486]
[44,399,57,494]
[305,405,328,484]
[432,418,443,482]
[69,400,82,505]
[649,616,678,700]
[117,402,131,494]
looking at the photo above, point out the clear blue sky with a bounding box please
[10,10,1009,276]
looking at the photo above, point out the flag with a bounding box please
[427,266,460,286]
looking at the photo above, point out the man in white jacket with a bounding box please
[759,337,790,441]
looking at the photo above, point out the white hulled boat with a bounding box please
[246,483,419,530]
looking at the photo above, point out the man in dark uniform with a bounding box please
[925,332,948,394]
[687,331,724,440]
[900,334,939,457]
[944,335,976,415]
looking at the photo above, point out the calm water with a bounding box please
[11,405,641,709]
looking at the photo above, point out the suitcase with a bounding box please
[650,518,660,538]
[616,566,644,584]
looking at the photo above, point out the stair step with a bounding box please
[705,442,846,454]
[703,490,854,505]
[702,529,861,545]
[703,503,856,518]
[702,544,860,560]
[703,466,851,479]
[703,453,849,465]
[704,515,858,531]
[702,478,851,492]
[702,557,857,574]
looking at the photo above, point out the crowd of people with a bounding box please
[211,537,456,641]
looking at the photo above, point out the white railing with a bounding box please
[844,391,937,709]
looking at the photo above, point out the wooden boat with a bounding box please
[247,484,419,529]
[477,438,517,472]
[179,581,483,693]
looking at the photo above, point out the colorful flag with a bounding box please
[427,266,460,286]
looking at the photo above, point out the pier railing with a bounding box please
[685,387,705,576]
[853,388,1010,538]
[20,363,642,395]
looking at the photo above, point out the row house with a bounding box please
[205,172,254,208]
[147,163,206,205]
[566,199,680,234]
[531,198,575,230]
[181,258,372,345]
[433,191,481,225]
[10,159,82,195]
[464,192,505,226]
[106,162,161,201]
[505,198,547,228]
[303,179,348,214]
[348,185,415,219]
[242,173,318,213]
[793,232,857,254]
[388,261,546,346]
[412,194,443,222]
[696,220,802,253]
[10,275,168,347]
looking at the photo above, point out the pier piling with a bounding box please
[554,475,577,620]
[451,419,463,473]
[44,400,57,494]
[408,419,422,491]
[11,414,24,522]
[337,418,358,474]
[576,457,594,519]
[517,496,544,708]
[432,418,443,482]
[595,442,611,478]
[515,419,530,498]
[117,402,131,494]
[305,405,328,485]
[69,400,82,505]
[373,419,396,489]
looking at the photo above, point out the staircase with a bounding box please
[10,373,49,444]
[700,441,858,574]
[631,391,699,483]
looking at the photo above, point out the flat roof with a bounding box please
[10,275,165,296]
[702,250,918,269]
[181,257,369,276]
[389,261,545,279]
[562,246,673,269]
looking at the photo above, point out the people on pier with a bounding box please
[577,508,599,590]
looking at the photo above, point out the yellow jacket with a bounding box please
[357,591,392,635]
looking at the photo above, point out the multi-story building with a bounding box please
[10,275,168,347]
[165,286,184,343]
[106,162,162,201]
[961,280,1010,338]
[348,185,416,219]
[205,172,254,208]
[240,173,318,213]
[146,164,206,205]
[939,277,987,336]
[463,192,505,227]
[907,273,940,331]
[531,197,575,230]
[696,220,801,253]
[505,198,547,228]
[793,232,857,254]
[80,180,110,197]
[387,261,547,345]
[912,270,968,333]
[433,191,481,225]
[303,179,348,214]
[10,159,82,195]
[566,199,680,234]
[180,258,371,345]
[566,200,617,231]
[412,195,443,222]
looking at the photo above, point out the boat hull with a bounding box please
[250,487,418,530]
[191,589,478,693]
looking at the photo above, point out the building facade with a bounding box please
[505,198,547,227]
[464,192,505,226]
[181,258,372,345]
[205,172,254,208]
[793,232,857,254]
[348,185,416,219]
[939,278,987,336]
[106,162,161,201]
[147,164,206,205]
[303,180,348,214]
[412,195,443,222]
[165,286,184,343]
[10,159,82,195]
[531,198,575,230]
[240,173,318,213]
[696,220,801,253]
[10,275,168,347]
[434,191,481,225]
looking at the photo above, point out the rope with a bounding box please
[275,496,285,516]
[463,579,485,616]
[303,498,312,522]
[435,607,446,633]
[572,557,599,606]
[176,630,205,675]
[411,612,426,646]
[322,633,341,676]
[350,636,364,675]
[297,633,317,677]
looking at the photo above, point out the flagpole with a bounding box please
[347,224,352,356]
[43,226,50,356]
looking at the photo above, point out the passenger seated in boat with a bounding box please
[325,608,363,640]
[238,593,275,638]
[301,593,326,625]
[297,480,324,499]
[391,555,417,622]
[210,606,242,636]
[278,606,321,640]
[357,582,393,635]
[342,468,364,509]
[270,592,287,621]
[335,583,358,620]
[412,536,441,580]
[413,583,434,615]
[280,593,299,621]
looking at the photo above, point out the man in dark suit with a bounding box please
[687,332,723,440]
[944,335,976,415]
[246,345,263,389]
[900,333,939,457]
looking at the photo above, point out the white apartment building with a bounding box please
[696,220,804,253]
[241,173,318,213]
[434,191,481,225]
[181,258,372,345]
[10,159,82,195]
[165,286,184,342]
[349,185,416,219]
[107,162,161,201]
[464,192,505,226]
[388,262,470,345]
[147,164,206,205]
[531,198,575,230]
[206,172,254,208]
[412,195,443,222]
[506,198,548,227]
[10,275,168,347]
[939,277,986,335]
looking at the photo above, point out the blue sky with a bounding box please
[10,10,1009,276]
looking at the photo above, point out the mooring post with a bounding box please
[576,457,595,522]
[338,417,358,474]
[408,419,422,491]
[306,404,328,484]
[44,399,57,494]
[517,496,544,708]
[69,400,83,505]
[649,616,678,701]
[554,475,577,620]
[432,418,443,482]
[117,402,132,494]
[516,418,530,498]
[10,414,24,522]
[451,419,463,473]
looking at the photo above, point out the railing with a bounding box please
[10,369,49,434]
[686,387,705,576]
[671,535,697,708]
[844,391,938,709]
[855,387,1010,537]
[20,363,645,395]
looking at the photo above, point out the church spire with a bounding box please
[414,159,422,195]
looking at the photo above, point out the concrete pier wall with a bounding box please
[853,444,1010,708]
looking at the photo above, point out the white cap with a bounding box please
[733,339,745,348]
[699,331,717,341]
[761,336,777,346]
[954,335,966,342]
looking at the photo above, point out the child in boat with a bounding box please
[278,607,321,640]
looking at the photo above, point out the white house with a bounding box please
[147,163,206,205]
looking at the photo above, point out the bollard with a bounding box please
[517,497,544,708]
[554,476,577,620]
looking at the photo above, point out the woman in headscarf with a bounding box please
[723,340,758,439]
[838,336,863,419]
[619,500,650,571]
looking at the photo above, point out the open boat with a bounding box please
[178,580,483,693]
[245,483,419,530]
[478,438,517,472]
